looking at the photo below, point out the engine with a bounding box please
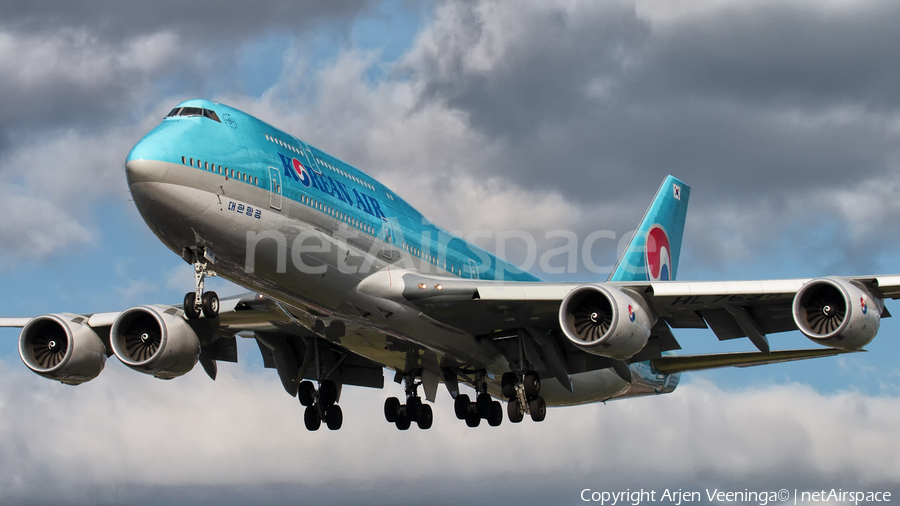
[18,314,107,385]
[792,277,882,350]
[558,284,654,359]
[110,306,200,379]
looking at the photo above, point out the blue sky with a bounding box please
[1,0,900,504]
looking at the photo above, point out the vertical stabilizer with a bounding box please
[608,175,690,282]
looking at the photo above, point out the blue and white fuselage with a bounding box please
[125,99,677,406]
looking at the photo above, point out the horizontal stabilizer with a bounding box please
[649,348,861,374]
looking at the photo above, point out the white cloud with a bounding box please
[0,357,897,504]
[0,189,94,268]
[0,29,178,93]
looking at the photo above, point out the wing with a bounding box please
[383,271,900,375]
[1,293,386,392]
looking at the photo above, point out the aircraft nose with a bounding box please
[125,139,170,187]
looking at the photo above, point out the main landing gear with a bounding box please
[299,379,343,431]
[183,247,219,320]
[453,372,504,428]
[383,372,433,430]
[502,371,546,423]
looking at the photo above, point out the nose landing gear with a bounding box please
[183,247,218,319]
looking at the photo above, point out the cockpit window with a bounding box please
[165,106,222,123]
[180,107,204,117]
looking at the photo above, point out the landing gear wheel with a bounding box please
[454,394,470,420]
[507,398,524,423]
[395,414,411,431]
[501,372,517,398]
[304,405,321,431]
[201,291,219,318]
[488,401,503,427]
[384,397,401,423]
[529,396,546,422]
[417,404,433,430]
[524,371,541,398]
[183,292,201,320]
[298,381,315,407]
[406,396,423,422]
[465,412,481,428]
[325,405,343,430]
[319,380,337,407]
[476,393,493,418]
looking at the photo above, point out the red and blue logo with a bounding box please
[277,153,387,219]
[628,304,636,322]
[645,224,672,281]
[291,158,310,187]
[860,297,868,315]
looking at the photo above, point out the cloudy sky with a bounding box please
[1,0,900,504]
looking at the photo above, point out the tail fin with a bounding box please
[608,175,690,282]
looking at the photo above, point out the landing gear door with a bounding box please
[268,166,283,210]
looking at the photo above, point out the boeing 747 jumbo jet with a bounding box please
[4,99,899,431]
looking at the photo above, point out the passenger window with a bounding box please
[182,156,186,165]
[190,157,194,166]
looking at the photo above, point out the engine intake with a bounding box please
[110,306,200,379]
[792,277,881,350]
[18,314,107,385]
[558,285,654,359]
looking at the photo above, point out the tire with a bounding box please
[183,292,201,319]
[406,396,423,422]
[319,380,337,407]
[384,397,401,423]
[325,405,343,430]
[298,381,315,407]
[529,396,546,422]
[454,394,470,420]
[501,372,517,399]
[304,405,321,431]
[201,291,219,318]
[476,393,492,419]
[417,404,433,430]
[465,412,481,428]
[488,401,503,427]
[507,398,524,423]
[523,371,541,398]
[395,414,411,431]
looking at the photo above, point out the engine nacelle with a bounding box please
[558,284,654,359]
[110,306,200,379]
[18,314,107,385]
[792,277,882,350]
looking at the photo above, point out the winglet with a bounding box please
[608,175,690,282]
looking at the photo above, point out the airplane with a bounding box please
[4,98,899,431]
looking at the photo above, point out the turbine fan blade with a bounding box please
[572,294,613,342]
[122,324,161,362]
